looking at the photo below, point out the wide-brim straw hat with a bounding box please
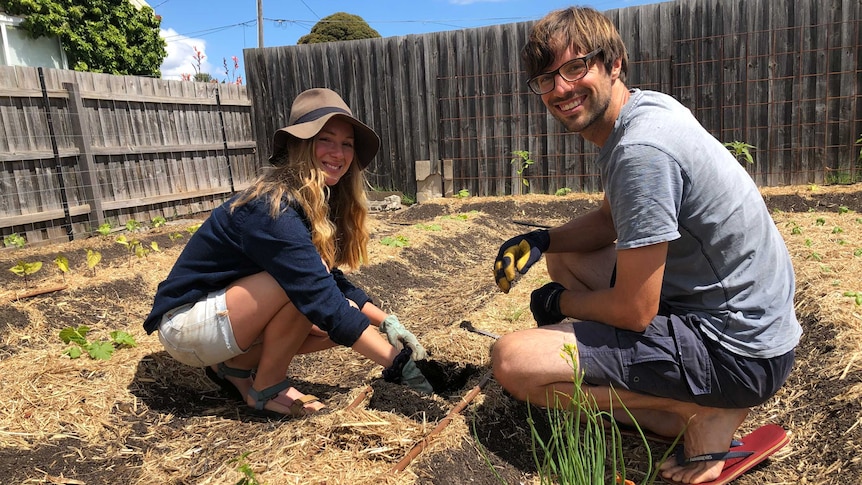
[269,88,380,169]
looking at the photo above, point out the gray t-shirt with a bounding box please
[597,89,801,359]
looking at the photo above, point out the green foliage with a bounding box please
[843,291,862,306]
[86,249,102,275]
[97,222,112,236]
[528,344,673,484]
[511,150,535,187]
[415,223,442,231]
[401,194,416,206]
[380,235,409,248]
[151,216,167,228]
[53,255,69,279]
[10,260,42,285]
[455,189,470,199]
[723,141,756,165]
[59,325,137,360]
[125,219,141,232]
[187,223,202,234]
[297,12,381,44]
[168,232,185,243]
[229,452,262,485]
[555,187,573,196]
[3,233,26,248]
[0,0,167,76]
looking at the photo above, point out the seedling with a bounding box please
[54,255,70,281]
[59,325,137,360]
[228,452,262,485]
[838,206,850,215]
[455,189,470,199]
[168,232,185,244]
[152,215,167,228]
[511,150,535,187]
[415,223,442,231]
[815,217,826,226]
[86,249,102,276]
[724,140,756,165]
[555,187,572,196]
[125,219,141,232]
[380,235,409,248]
[3,233,26,249]
[187,223,202,234]
[9,260,42,286]
[97,223,112,236]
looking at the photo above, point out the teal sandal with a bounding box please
[205,362,254,402]
[247,380,322,419]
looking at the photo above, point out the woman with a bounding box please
[143,88,431,418]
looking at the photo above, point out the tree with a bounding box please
[297,12,381,44]
[0,0,167,77]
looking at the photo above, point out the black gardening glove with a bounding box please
[382,348,433,394]
[530,282,566,326]
[494,229,551,293]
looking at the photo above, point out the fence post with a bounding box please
[64,82,105,234]
[38,67,74,241]
[215,85,236,192]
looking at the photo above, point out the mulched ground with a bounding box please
[0,186,860,484]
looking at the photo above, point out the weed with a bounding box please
[724,141,755,165]
[59,325,137,360]
[229,452,263,485]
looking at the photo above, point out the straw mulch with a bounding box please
[0,185,860,484]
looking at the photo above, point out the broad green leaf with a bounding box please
[64,347,82,359]
[54,255,69,273]
[86,341,115,360]
[86,250,102,269]
[110,331,137,348]
[59,325,90,345]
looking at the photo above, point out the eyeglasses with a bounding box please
[527,49,603,95]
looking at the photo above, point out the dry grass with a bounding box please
[0,185,859,484]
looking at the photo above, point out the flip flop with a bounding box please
[661,423,790,485]
[205,362,253,402]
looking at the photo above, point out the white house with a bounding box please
[0,10,68,69]
[1,0,150,69]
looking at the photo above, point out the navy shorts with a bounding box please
[573,313,795,408]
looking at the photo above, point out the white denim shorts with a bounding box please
[157,289,245,367]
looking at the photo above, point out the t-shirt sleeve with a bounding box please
[235,203,370,346]
[605,144,684,250]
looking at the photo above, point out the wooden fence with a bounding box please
[245,0,861,196]
[0,66,256,245]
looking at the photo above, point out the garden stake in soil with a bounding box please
[391,369,494,473]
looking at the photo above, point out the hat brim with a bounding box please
[269,113,380,170]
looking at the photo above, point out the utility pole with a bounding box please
[257,0,263,47]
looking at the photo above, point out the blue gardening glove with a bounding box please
[530,282,566,326]
[382,348,434,394]
[379,314,427,361]
[494,229,551,293]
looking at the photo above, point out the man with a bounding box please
[491,7,800,485]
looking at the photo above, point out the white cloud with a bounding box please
[159,28,214,80]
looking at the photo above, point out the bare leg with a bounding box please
[493,323,749,484]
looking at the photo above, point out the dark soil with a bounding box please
[1,187,861,484]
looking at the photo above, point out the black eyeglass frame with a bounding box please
[526,48,603,95]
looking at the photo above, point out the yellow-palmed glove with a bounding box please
[494,229,551,293]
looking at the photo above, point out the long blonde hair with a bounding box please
[230,137,369,270]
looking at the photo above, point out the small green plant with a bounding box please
[59,325,137,360]
[843,291,862,305]
[3,233,26,249]
[86,249,102,276]
[455,188,470,199]
[380,235,410,248]
[168,232,185,244]
[528,343,674,484]
[152,215,167,228]
[125,219,142,232]
[229,452,262,485]
[97,222,112,236]
[555,187,573,196]
[511,150,535,187]
[187,223,202,234]
[54,255,70,281]
[415,223,442,231]
[10,260,43,286]
[838,206,850,215]
[724,141,756,165]
[401,194,416,206]
[832,226,844,234]
[854,248,862,257]
[815,217,826,226]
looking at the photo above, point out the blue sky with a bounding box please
[153,0,660,82]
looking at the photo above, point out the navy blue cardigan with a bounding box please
[143,196,371,347]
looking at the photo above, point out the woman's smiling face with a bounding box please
[314,117,355,186]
